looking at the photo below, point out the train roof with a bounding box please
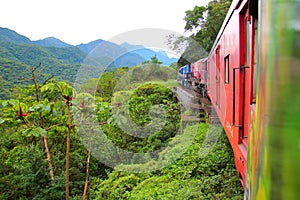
[192,57,208,65]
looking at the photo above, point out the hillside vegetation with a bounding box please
[0,63,243,199]
[91,123,244,200]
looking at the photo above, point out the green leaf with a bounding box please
[40,83,56,93]
[13,102,28,113]
[32,104,51,113]
[57,82,73,97]
[24,127,47,137]
[1,101,8,107]
[62,86,73,97]
[3,100,18,107]
[0,118,4,124]
[28,107,35,112]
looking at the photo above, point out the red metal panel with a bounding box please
[201,59,207,84]
[191,63,196,73]
[195,60,201,79]
[206,0,250,186]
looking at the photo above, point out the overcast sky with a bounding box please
[0,0,210,46]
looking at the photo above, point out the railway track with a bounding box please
[173,86,220,125]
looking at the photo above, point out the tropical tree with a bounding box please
[142,55,163,65]
[170,0,232,67]
[188,0,232,51]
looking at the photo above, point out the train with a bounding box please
[178,0,300,199]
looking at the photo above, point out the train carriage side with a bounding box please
[191,59,204,90]
[200,58,207,85]
[187,0,300,198]
[199,58,208,97]
[206,0,257,187]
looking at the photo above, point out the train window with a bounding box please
[224,55,229,84]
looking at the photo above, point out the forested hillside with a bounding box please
[0,42,84,98]
[0,28,177,99]
[0,62,244,199]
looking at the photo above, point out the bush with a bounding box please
[90,123,244,199]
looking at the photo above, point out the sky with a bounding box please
[0,0,210,46]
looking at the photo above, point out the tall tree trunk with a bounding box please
[82,120,92,200]
[66,101,72,200]
[31,67,55,183]
[43,135,55,184]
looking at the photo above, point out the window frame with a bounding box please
[224,55,230,84]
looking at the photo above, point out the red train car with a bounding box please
[181,0,300,199]
[193,60,201,80]
[205,0,257,187]
[188,58,207,97]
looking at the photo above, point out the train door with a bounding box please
[239,4,256,146]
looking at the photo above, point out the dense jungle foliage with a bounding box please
[0,62,243,199]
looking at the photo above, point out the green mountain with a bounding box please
[0,27,31,44]
[77,39,104,53]
[0,27,178,99]
[0,42,87,99]
[32,37,72,48]
[76,39,145,68]
[120,42,178,66]
[0,58,32,99]
[0,28,89,99]
[0,42,86,65]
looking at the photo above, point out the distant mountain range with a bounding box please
[0,27,177,66]
[120,43,176,66]
[0,27,178,99]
